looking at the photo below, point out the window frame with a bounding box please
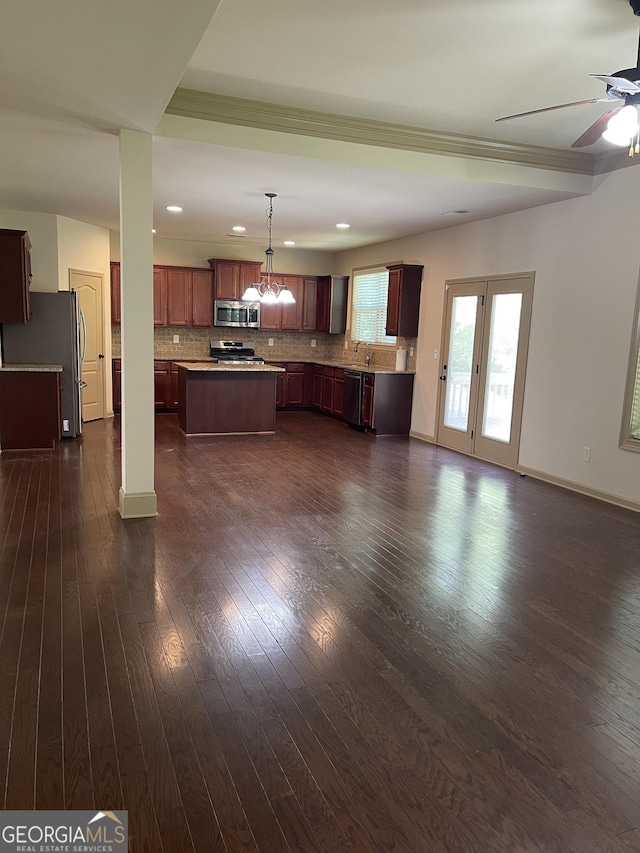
[349,265,397,348]
[619,272,640,453]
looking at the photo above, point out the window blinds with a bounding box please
[351,269,396,346]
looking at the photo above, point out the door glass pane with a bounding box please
[482,292,523,442]
[444,295,478,431]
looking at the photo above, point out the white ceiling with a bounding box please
[1,0,640,252]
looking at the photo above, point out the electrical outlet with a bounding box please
[268,338,274,346]
[433,349,438,360]
[582,446,591,462]
[311,339,316,347]
[173,334,179,344]
[63,419,69,432]
[410,346,415,356]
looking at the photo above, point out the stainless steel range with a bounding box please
[209,340,265,364]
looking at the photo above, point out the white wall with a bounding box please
[110,232,337,276]
[0,209,59,291]
[336,166,640,508]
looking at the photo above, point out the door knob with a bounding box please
[98,353,105,359]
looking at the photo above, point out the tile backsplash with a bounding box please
[111,326,416,370]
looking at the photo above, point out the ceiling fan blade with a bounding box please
[571,109,621,148]
[590,74,640,93]
[496,98,610,122]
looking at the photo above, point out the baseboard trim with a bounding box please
[516,465,640,514]
[409,430,436,443]
[119,488,158,519]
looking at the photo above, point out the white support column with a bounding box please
[118,129,157,519]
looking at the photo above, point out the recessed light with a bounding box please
[166,205,182,213]
[232,225,246,232]
[336,223,350,229]
[283,240,296,246]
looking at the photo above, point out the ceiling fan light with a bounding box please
[602,126,633,146]
[602,106,639,145]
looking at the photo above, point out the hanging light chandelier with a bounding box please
[241,193,295,305]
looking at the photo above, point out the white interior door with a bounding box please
[436,273,534,469]
[70,269,105,422]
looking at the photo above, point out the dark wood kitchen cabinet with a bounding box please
[386,263,423,337]
[114,358,180,412]
[260,276,304,330]
[302,278,318,331]
[312,364,322,408]
[208,258,262,301]
[316,275,349,334]
[111,264,213,328]
[272,362,306,408]
[0,368,61,449]
[153,267,167,325]
[110,262,121,323]
[362,372,414,435]
[191,270,213,326]
[0,228,32,323]
[332,368,344,417]
[166,268,190,327]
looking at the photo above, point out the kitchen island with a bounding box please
[176,362,285,435]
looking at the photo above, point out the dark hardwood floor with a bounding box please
[2,411,640,851]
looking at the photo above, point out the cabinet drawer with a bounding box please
[323,366,335,378]
[286,362,305,373]
[364,374,374,387]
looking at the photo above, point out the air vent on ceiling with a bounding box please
[441,209,470,216]
[225,232,247,238]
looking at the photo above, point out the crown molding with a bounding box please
[166,88,595,176]
[593,146,640,175]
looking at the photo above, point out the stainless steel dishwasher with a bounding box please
[343,369,364,426]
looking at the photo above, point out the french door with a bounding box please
[436,273,534,469]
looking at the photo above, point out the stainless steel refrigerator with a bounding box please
[1,291,84,438]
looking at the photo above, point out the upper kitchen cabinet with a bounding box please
[385,264,423,337]
[166,268,190,326]
[208,258,262,301]
[191,270,213,327]
[302,278,317,331]
[0,228,32,323]
[153,267,167,326]
[110,263,213,328]
[260,275,303,330]
[110,262,121,324]
[316,275,349,334]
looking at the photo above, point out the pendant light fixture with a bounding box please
[241,193,295,304]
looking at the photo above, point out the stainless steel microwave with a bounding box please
[214,299,260,328]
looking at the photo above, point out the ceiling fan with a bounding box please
[496,0,640,154]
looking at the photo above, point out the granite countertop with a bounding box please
[0,363,63,373]
[265,358,415,375]
[174,362,285,373]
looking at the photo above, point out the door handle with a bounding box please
[98,353,105,359]
[439,375,447,381]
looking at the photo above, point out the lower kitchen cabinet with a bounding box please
[312,364,322,408]
[362,372,414,435]
[0,368,61,449]
[154,361,171,409]
[113,358,182,412]
[113,358,414,434]
[271,362,307,408]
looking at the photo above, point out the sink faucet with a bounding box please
[354,340,372,367]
